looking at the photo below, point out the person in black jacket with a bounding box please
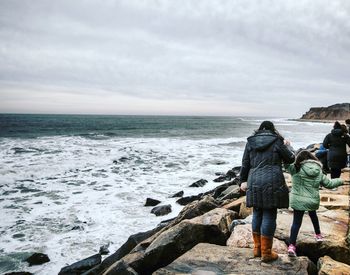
[323,121,350,178]
[240,121,295,262]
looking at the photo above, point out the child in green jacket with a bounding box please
[285,150,344,257]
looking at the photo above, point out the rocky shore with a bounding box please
[300,103,350,121]
[10,145,350,275]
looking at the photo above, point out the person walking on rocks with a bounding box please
[285,150,344,257]
[240,121,295,262]
[323,121,350,178]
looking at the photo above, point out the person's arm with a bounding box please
[277,139,295,164]
[239,143,250,184]
[321,174,343,189]
[285,163,297,175]
[323,134,330,149]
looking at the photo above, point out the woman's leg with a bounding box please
[261,208,277,237]
[252,207,263,234]
[252,208,263,257]
[260,208,278,262]
[289,210,304,245]
[308,211,321,235]
[330,168,342,179]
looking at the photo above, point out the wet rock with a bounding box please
[144,198,161,207]
[25,253,50,266]
[176,194,203,205]
[103,208,236,275]
[151,205,172,216]
[171,196,222,225]
[169,191,183,198]
[4,272,34,275]
[213,175,228,182]
[58,254,101,275]
[83,226,164,275]
[12,233,25,239]
[216,185,241,201]
[225,169,237,179]
[99,244,110,255]
[189,179,207,187]
[317,255,350,275]
[154,243,316,275]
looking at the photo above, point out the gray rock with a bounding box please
[25,253,50,266]
[154,243,317,275]
[144,198,161,207]
[151,205,172,216]
[58,254,101,275]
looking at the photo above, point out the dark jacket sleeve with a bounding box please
[277,140,295,164]
[240,143,250,184]
[323,134,330,149]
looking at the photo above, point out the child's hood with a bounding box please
[300,160,323,178]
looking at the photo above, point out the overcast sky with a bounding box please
[0,0,349,117]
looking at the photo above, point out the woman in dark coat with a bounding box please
[240,121,295,262]
[323,121,350,178]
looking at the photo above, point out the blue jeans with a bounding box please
[252,208,277,237]
[289,210,320,245]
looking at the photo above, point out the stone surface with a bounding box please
[103,208,236,275]
[154,243,316,275]
[176,194,203,205]
[238,200,253,219]
[274,209,350,265]
[83,226,163,275]
[318,255,350,275]
[144,198,161,207]
[189,179,208,187]
[170,191,184,198]
[151,204,172,216]
[58,254,101,275]
[216,185,241,201]
[226,224,287,254]
[25,253,50,266]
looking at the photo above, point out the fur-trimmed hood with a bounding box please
[300,159,323,177]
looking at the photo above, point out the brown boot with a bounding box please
[261,235,278,262]
[253,232,261,257]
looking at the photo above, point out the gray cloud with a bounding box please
[0,0,349,116]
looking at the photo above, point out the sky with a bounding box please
[0,0,350,117]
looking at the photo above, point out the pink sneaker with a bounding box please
[315,234,324,242]
[288,244,297,257]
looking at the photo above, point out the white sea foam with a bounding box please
[0,119,333,274]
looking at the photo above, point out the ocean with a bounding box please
[0,114,333,274]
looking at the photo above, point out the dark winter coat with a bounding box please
[323,129,350,169]
[240,130,295,209]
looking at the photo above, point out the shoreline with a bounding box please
[290,118,345,124]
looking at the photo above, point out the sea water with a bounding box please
[0,114,333,274]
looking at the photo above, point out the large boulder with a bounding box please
[154,243,317,275]
[59,254,101,275]
[83,226,164,275]
[103,208,236,275]
[216,185,241,201]
[226,224,287,254]
[317,255,350,275]
[150,205,171,216]
[274,209,350,265]
[25,253,50,266]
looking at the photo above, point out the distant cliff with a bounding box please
[300,103,350,120]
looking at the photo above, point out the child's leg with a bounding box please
[289,210,304,245]
[308,211,321,235]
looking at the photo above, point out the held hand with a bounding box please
[240,182,248,192]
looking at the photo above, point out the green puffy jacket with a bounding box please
[286,160,343,211]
